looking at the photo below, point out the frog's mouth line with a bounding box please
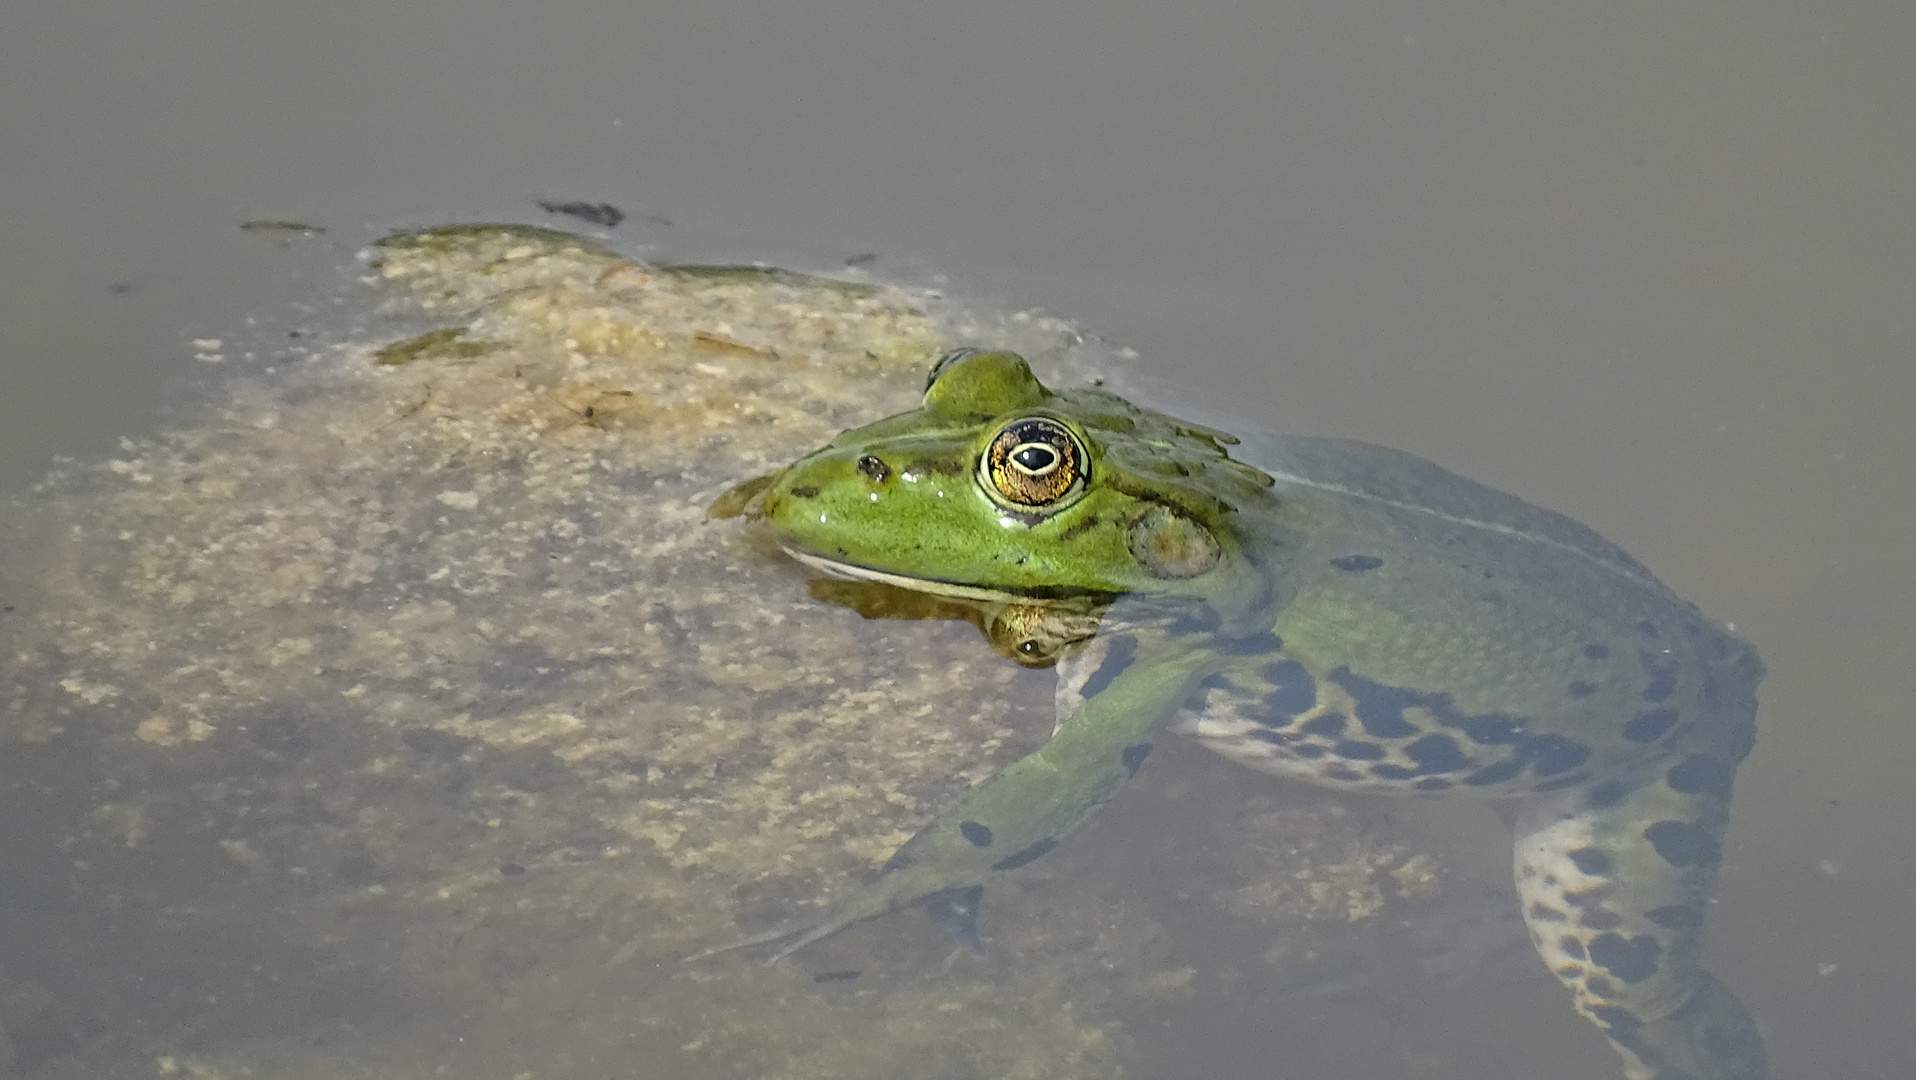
[781,547,1101,606]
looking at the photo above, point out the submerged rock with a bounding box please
[0,226,1464,1079]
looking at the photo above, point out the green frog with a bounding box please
[701,349,1766,1080]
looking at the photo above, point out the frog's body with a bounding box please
[703,350,1765,1080]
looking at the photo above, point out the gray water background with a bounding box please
[2,2,1911,1077]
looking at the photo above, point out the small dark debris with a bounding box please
[844,253,877,267]
[812,969,861,983]
[1330,554,1384,573]
[538,200,626,228]
[499,862,527,877]
[240,220,326,235]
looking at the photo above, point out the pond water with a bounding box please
[2,3,1912,1079]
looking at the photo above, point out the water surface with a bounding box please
[3,3,1912,1077]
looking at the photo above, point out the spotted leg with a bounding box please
[1513,746,1765,1080]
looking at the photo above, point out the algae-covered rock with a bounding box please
[0,226,1463,1079]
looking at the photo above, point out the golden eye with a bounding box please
[983,417,1085,508]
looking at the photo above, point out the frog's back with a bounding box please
[1237,432,1757,673]
[1239,434,1660,590]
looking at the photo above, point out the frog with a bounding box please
[700,348,1767,1080]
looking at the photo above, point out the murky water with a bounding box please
[2,3,1911,1078]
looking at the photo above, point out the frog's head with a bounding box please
[717,350,1282,623]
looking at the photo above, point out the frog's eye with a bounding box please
[982,416,1087,509]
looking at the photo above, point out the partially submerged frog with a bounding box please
[703,349,1766,1080]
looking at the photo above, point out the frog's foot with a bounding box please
[922,884,987,955]
[684,846,981,967]
[681,912,852,967]
[684,881,988,969]
[1599,973,1767,1080]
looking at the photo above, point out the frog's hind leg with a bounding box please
[1512,762,1764,1080]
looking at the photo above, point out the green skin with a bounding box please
[702,350,1766,1080]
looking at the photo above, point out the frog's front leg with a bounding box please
[689,627,1209,965]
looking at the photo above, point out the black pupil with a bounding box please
[1012,446,1056,471]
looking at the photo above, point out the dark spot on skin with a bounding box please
[1640,649,1681,702]
[1405,733,1470,774]
[1055,513,1103,542]
[921,455,968,476]
[1568,848,1613,876]
[1586,780,1632,809]
[1330,554,1384,572]
[1666,755,1735,798]
[1294,744,1329,759]
[1563,885,1609,910]
[991,837,1058,871]
[1588,932,1663,983]
[1330,669,1421,739]
[499,862,526,877]
[1556,965,1584,980]
[1248,729,1294,745]
[1623,708,1680,744]
[1220,630,1284,656]
[856,455,891,483]
[1464,758,1524,786]
[1644,904,1703,932]
[1527,735,1592,776]
[1299,712,1346,737]
[812,969,862,983]
[1078,637,1137,699]
[1169,607,1222,636]
[1644,821,1722,867]
[1257,661,1318,719]
[882,848,915,873]
[1332,740,1385,761]
[1121,743,1153,776]
[1559,936,1588,959]
[1370,763,1419,780]
[960,821,994,848]
[1589,1004,1641,1032]
[1195,673,1238,698]
[1528,903,1568,924]
[1322,764,1363,782]
[1636,620,1660,638]
[787,486,821,499]
[1413,777,1453,792]
[1461,714,1524,744]
[1584,975,1617,998]
[1578,908,1624,931]
[1532,773,1589,792]
[1583,643,1611,660]
[1568,681,1598,699]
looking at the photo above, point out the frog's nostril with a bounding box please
[856,455,891,484]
